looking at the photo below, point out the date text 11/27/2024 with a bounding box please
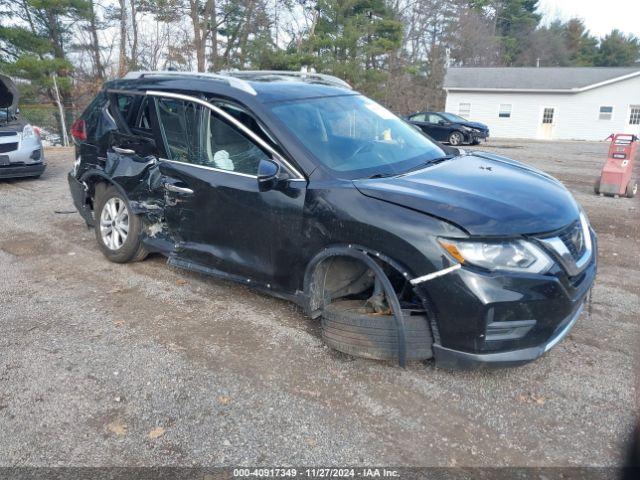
[231,468,400,478]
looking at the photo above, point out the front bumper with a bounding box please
[0,162,46,179]
[418,233,597,369]
[432,299,586,368]
[0,137,45,179]
[463,130,489,143]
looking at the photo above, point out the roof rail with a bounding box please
[122,71,257,96]
[220,70,352,90]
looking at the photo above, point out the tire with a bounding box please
[594,177,600,195]
[626,179,638,198]
[321,300,433,361]
[448,131,464,146]
[94,184,148,263]
[471,139,481,146]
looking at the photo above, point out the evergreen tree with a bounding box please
[596,30,640,67]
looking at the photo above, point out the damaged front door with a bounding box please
[149,91,307,289]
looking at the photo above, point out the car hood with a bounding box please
[0,73,19,110]
[353,152,579,236]
[460,121,488,130]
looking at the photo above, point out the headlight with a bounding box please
[22,124,36,139]
[460,126,472,132]
[438,238,553,274]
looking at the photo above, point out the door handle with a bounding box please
[113,146,136,155]
[164,183,194,195]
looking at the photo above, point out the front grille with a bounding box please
[557,221,586,260]
[0,143,18,153]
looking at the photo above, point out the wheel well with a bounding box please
[305,250,422,319]
[82,176,113,211]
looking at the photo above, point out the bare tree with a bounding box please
[117,0,128,76]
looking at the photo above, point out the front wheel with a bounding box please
[626,179,638,198]
[448,131,464,146]
[94,184,148,263]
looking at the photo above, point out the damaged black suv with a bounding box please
[68,71,597,368]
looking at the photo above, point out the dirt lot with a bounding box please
[0,140,638,467]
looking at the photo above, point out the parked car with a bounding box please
[67,71,596,368]
[406,111,489,146]
[0,74,46,179]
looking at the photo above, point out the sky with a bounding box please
[538,0,640,38]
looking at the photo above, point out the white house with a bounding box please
[443,67,640,141]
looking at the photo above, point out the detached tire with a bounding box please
[94,184,148,263]
[321,300,433,361]
[626,179,638,198]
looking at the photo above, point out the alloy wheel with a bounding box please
[449,132,463,146]
[100,197,129,250]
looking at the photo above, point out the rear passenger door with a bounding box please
[151,92,307,288]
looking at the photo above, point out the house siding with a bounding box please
[444,75,640,141]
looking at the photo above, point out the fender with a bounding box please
[302,243,443,351]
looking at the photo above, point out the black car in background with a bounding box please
[67,70,595,369]
[407,111,489,146]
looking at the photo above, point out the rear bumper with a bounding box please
[0,162,46,179]
[68,172,95,226]
[432,300,585,369]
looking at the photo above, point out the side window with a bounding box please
[410,113,426,122]
[203,109,269,175]
[155,96,269,175]
[115,94,134,122]
[156,97,202,164]
[427,114,442,124]
[135,96,152,130]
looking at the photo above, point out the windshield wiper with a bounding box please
[400,155,456,175]
[366,171,404,179]
[364,155,457,180]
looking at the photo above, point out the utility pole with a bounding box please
[52,74,69,147]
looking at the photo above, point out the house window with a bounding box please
[499,104,512,118]
[458,103,471,118]
[630,106,640,125]
[599,106,613,121]
[542,108,555,124]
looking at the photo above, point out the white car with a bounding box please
[0,73,46,179]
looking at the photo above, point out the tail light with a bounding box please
[33,126,41,137]
[70,118,87,141]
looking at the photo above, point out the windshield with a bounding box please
[440,113,467,123]
[269,95,446,179]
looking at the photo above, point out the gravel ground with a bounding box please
[0,140,638,467]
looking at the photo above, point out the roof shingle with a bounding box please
[444,67,640,91]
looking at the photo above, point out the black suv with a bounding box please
[68,71,596,368]
[407,111,489,146]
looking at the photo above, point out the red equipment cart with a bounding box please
[595,134,638,198]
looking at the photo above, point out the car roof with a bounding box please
[105,71,356,104]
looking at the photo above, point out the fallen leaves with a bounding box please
[217,395,231,405]
[106,420,127,437]
[518,393,547,405]
[114,320,125,327]
[175,279,188,286]
[148,427,166,439]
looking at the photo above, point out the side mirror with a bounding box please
[257,158,281,192]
